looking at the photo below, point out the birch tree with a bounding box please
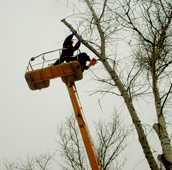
[59,0,172,169]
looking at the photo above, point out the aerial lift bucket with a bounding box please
[25,48,84,90]
[25,61,83,90]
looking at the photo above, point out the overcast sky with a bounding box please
[0,1,155,169]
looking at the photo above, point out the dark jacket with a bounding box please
[61,34,81,57]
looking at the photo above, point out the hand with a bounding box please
[73,31,77,35]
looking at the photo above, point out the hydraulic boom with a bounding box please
[67,82,101,170]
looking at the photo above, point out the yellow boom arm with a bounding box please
[67,83,101,170]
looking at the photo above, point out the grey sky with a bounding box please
[0,1,154,169]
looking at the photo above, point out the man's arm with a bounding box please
[73,40,81,50]
[63,34,73,47]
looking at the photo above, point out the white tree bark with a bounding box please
[61,18,160,170]
[152,67,172,169]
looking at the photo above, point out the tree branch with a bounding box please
[61,19,103,60]
[99,0,108,21]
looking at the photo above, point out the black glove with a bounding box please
[72,31,77,35]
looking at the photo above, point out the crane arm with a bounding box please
[66,83,101,170]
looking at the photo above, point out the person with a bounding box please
[72,52,91,72]
[54,33,81,65]
[54,33,95,72]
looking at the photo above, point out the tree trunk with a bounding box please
[151,60,172,169]
[101,59,160,170]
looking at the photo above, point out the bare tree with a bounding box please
[56,112,129,170]
[56,115,88,170]
[59,0,172,169]
[117,1,172,169]
[3,152,55,170]
[95,112,129,170]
